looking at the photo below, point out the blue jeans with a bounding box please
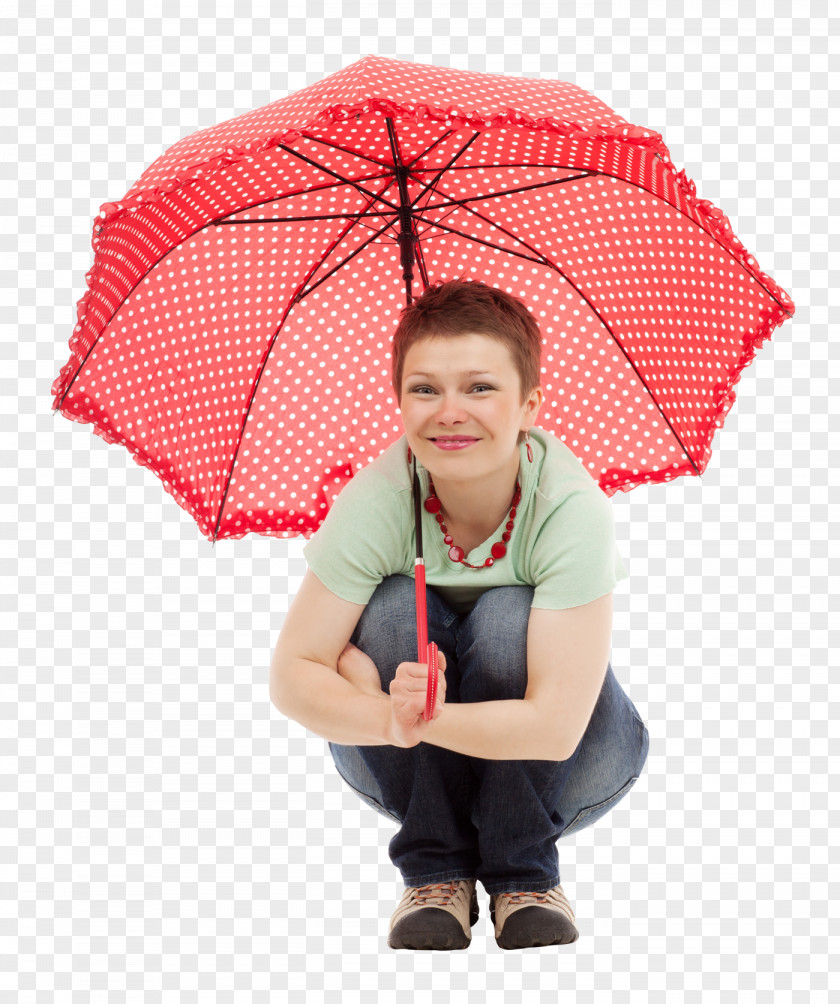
[329,575,649,895]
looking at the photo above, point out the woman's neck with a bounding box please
[427,448,522,534]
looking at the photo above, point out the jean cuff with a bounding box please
[480,874,561,896]
[401,868,477,888]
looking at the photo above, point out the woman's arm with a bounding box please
[270,571,394,745]
[274,654,394,745]
[272,571,611,760]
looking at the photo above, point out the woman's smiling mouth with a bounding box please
[430,437,479,450]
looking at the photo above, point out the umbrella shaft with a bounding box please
[414,558,428,658]
[397,183,415,280]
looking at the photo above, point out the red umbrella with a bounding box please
[52,55,795,719]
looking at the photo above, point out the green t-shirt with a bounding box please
[302,426,629,615]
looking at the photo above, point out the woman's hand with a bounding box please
[337,642,383,697]
[388,649,447,748]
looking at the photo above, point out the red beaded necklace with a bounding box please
[424,474,522,569]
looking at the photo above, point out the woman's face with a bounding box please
[399,332,542,483]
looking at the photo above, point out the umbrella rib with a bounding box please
[208,173,392,226]
[419,207,704,476]
[413,231,431,290]
[405,129,456,170]
[282,178,399,305]
[212,182,400,540]
[274,142,400,214]
[419,162,793,318]
[409,132,482,211]
[218,211,388,224]
[407,149,581,255]
[413,216,550,267]
[410,170,593,243]
[411,161,589,172]
[421,172,596,211]
[292,213,400,303]
[404,135,491,247]
[415,200,466,235]
[53,175,393,412]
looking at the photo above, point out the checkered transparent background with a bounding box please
[5,1,837,1001]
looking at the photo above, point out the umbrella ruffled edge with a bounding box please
[52,402,226,541]
[79,97,671,234]
[598,291,792,498]
[54,404,331,542]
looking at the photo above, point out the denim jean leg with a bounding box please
[456,585,584,896]
[556,662,650,837]
[329,575,481,886]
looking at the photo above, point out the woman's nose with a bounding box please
[434,392,469,421]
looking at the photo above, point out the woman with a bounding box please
[270,279,649,951]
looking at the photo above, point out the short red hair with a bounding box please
[391,280,543,433]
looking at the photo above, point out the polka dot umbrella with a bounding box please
[52,55,795,716]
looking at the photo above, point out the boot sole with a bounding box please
[493,904,579,950]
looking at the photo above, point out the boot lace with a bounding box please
[410,881,460,907]
[493,886,576,924]
[505,890,550,905]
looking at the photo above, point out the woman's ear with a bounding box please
[525,385,543,423]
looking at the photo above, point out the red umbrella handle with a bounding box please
[423,641,438,722]
[414,558,439,722]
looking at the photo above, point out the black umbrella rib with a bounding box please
[213,184,400,539]
[218,211,388,224]
[439,198,703,475]
[406,129,457,169]
[417,191,561,272]
[404,136,487,246]
[207,173,392,226]
[298,131,395,171]
[292,213,400,303]
[409,133,482,211]
[54,173,394,412]
[408,171,595,239]
[420,172,596,212]
[411,178,582,259]
[274,142,400,214]
[414,217,549,268]
[411,161,586,172]
[291,172,400,303]
[416,159,794,319]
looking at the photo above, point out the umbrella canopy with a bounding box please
[53,54,795,545]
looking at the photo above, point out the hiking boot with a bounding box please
[489,884,579,950]
[388,879,479,950]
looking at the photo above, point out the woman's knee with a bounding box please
[457,586,533,702]
[350,576,417,686]
[357,575,415,632]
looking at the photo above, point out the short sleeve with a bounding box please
[302,470,408,606]
[529,486,629,610]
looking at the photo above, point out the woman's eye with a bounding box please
[409,385,493,394]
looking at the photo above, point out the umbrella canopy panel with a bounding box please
[53,56,794,542]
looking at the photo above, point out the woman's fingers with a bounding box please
[393,661,434,684]
[388,656,448,742]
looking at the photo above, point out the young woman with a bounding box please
[270,279,649,951]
